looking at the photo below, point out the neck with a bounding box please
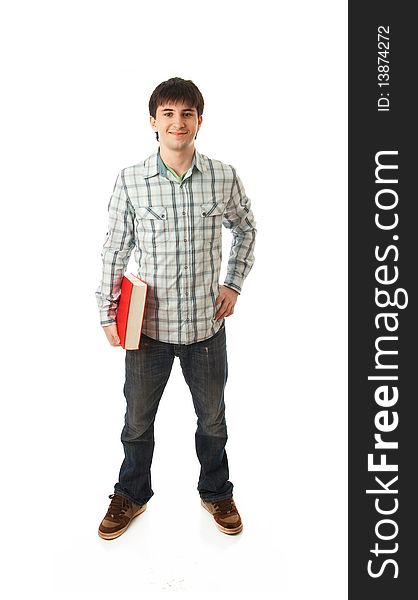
[159,145,195,176]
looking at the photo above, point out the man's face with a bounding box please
[150,101,202,152]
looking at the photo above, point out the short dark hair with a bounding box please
[149,77,204,141]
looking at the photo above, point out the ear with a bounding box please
[149,115,157,130]
[197,115,203,130]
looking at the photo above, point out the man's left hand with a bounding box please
[214,285,239,320]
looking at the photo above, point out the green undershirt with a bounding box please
[162,160,187,183]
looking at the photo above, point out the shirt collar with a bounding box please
[143,147,206,179]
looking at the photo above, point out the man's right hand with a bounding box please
[102,324,121,347]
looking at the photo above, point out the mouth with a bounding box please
[169,132,187,137]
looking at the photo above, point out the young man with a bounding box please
[95,77,257,539]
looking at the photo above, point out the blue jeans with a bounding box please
[114,321,233,505]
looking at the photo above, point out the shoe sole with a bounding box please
[201,500,243,535]
[98,503,147,540]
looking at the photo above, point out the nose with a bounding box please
[173,114,186,129]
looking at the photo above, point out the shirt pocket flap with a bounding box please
[200,201,225,217]
[137,205,167,220]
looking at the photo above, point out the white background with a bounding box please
[1,1,347,598]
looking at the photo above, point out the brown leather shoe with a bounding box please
[201,497,243,535]
[98,493,147,540]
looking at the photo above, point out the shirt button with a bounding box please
[202,211,207,216]
[184,238,187,242]
[185,265,188,269]
[182,210,187,216]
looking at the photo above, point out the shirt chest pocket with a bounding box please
[199,201,225,244]
[135,205,167,245]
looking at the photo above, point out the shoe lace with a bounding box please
[106,493,130,519]
[212,498,235,516]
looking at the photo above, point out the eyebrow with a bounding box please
[161,107,197,112]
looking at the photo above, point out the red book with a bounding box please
[116,273,148,350]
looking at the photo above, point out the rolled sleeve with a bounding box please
[95,170,135,326]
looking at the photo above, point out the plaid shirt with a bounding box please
[95,148,257,345]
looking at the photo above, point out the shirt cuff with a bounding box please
[100,310,117,326]
[223,280,242,294]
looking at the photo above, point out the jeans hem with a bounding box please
[113,485,150,507]
[199,493,234,503]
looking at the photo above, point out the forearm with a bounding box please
[95,169,135,326]
[224,229,256,293]
[95,248,133,325]
[223,168,257,293]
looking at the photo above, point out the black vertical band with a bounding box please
[349,2,416,597]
